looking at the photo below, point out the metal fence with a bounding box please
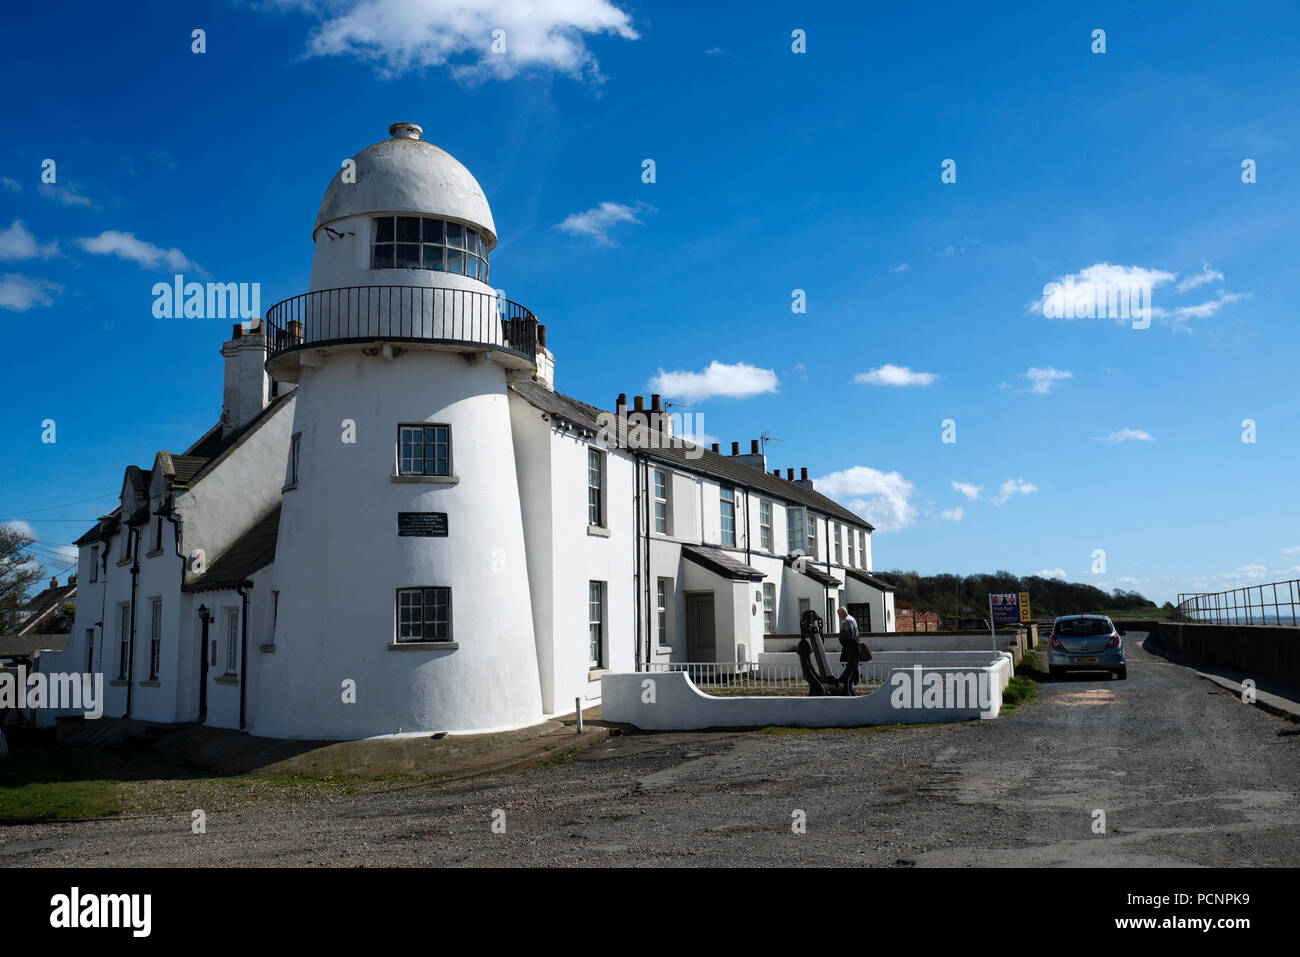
[1173,579,1300,626]
[639,660,890,695]
[263,284,538,363]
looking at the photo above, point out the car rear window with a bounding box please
[1055,618,1112,637]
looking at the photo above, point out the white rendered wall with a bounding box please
[256,348,543,738]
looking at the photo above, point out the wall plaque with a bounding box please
[397,512,448,537]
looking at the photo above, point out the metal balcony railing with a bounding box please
[1173,579,1300,626]
[263,285,538,364]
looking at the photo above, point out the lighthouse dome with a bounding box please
[313,123,497,250]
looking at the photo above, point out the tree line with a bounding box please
[872,569,1168,620]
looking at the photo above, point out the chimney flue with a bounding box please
[730,441,740,456]
[389,122,423,140]
[750,439,760,454]
[711,443,720,453]
[633,395,645,412]
[232,323,243,340]
[787,468,794,480]
[537,324,547,348]
[650,394,661,412]
[801,467,808,481]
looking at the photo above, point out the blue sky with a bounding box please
[2,0,1298,603]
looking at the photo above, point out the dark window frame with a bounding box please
[395,586,453,642]
[371,215,490,281]
[397,423,452,477]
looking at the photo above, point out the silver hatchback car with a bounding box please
[1047,614,1127,679]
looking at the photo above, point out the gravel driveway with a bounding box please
[4,633,1297,867]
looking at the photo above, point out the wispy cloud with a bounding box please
[1166,290,1250,321]
[1033,263,1176,319]
[991,478,1038,506]
[1224,564,1267,581]
[815,466,917,532]
[0,273,62,312]
[1022,366,1073,394]
[890,262,909,272]
[1176,261,1224,293]
[647,360,778,403]
[268,0,639,83]
[1096,428,1155,444]
[1038,568,1066,580]
[0,221,58,261]
[853,364,937,387]
[39,181,95,207]
[76,230,201,272]
[951,481,982,501]
[938,507,963,522]
[1,177,21,193]
[555,201,652,246]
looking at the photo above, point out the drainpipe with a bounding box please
[642,454,652,669]
[236,582,251,729]
[125,525,139,718]
[632,451,642,669]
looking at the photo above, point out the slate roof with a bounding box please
[0,634,70,659]
[183,504,281,592]
[509,381,875,532]
[846,568,896,592]
[784,554,840,588]
[681,544,765,582]
[14,581,77,635]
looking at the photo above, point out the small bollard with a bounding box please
[575,697,583,734]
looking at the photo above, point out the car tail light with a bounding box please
[1106,633,1121,648]
[1050,635,1064,649]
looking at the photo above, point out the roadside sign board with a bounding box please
[1019,591,1031,622]
[989,592,1022,625]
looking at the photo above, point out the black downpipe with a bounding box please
[237,582,251,729]
[632,451,642,669]
[644,456,652,668]
[125,526,139,718]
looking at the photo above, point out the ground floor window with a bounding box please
[848,603,872,633]
[118,603,130,679]
[589,581,604,667]
[397,587,452,642]
[656,578,670,647]
[149,599,162,680]
[762,583,776,634]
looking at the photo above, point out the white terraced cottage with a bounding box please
[59,122,895,739]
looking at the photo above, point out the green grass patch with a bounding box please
[999,674,1039,714]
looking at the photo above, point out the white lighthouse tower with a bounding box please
[257,122,545,738]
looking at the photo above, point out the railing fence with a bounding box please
[1174,579,1300,626]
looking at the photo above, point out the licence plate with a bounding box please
[1073,656,1099,663]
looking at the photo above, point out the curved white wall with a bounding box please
[255,347,544,738]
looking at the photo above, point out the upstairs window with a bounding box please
[653,469,671,535]
[89,546,98,582]
[808,516,818,558]
[719,487,736,547]
[787,506,804,554]
[398,424,451,476]
[759,499,773,551]
[587,450,604,526]
[287,433,302,486]
[372,216,490,282]
[834,523,842,564]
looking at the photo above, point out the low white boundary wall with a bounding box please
[603,652,1013,730]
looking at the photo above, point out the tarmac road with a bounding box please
[3,632,1298,866]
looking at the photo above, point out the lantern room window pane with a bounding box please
[395,244,420,268]
[446,222,464,249]
[396,216,421,242]
[447,249,465,274]
[422,218,444,243]
[375,216,395,243]
[372,244,395,269]
[423,245,444,270]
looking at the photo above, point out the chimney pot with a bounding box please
[650,394,661,412]
[751,439,760,454]
[787,468,795,480]
[537,324,547,348]
[633,395,645,412]
[232,323,243,340]
[711,443,720,453]
[772,469,780,476]
[616,393,627,411]
[50,577,57,589]
[801,467,809,481]
[730,441,740,456]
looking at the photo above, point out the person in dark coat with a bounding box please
[837,607,861,694]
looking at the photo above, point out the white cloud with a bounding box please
[1224,564,1267,581]
[0,273,62,311]
[0,220,58,261]
[76,230,200,272]
[1113,576,1150,586]
[1096,428,1155,444]
[951,481,982,501]
[991,478,1038,506]
[815,466,917,533]
[555,201,651,246]
[274,0,638,82]
[1038,568,1066,580]
[1168,291,1250,320]
[853,364,937,387]
[890,262,909,272]
[647,360,778,403]
[38,181,94,207]
[1282,546,1300,557]
[938,507,963,522]
[1023,366,1073,394]
[1034,263,1176,320]
[1176,261,1224,293]
[1,177,21,193]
